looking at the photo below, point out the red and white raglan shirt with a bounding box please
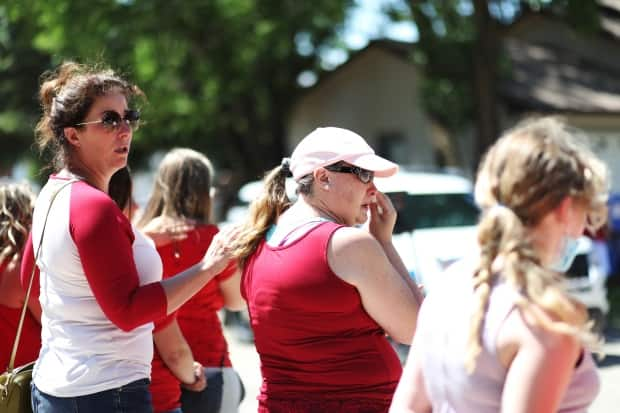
[21,175,167,397]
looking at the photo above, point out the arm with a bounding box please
[71,188,232,331]
[153,319,206,391]
[389,338,433,413]
[219,265,245,311]
[368,192,424,303]
[328,228,421,344]
[17,236,42,323]
[498,309,581,413]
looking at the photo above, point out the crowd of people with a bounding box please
[0,60,611,413]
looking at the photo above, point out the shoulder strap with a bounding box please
[6,178,78,372]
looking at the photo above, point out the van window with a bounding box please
[387,191,480,233]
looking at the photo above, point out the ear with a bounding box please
[63,127,81,148]
[314,168,330,187]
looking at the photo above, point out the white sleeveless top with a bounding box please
[413,259,600,413]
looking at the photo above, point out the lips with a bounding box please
[115,146,129,154]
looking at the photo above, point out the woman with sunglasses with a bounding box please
[20,61,233,413]
[229,127,423,412]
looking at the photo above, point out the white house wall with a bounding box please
[288,47,436,169]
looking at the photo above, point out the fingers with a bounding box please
[215,224,243,246]
[375,191,395,214]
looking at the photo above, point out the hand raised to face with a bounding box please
[367,191,397,245]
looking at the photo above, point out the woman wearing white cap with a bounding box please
[230,127,423,412]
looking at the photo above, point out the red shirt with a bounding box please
[242,222,402,411]
[150,315,181,413]
[0,260,41,371]
[159,225,236,367]
[149,224,236,412]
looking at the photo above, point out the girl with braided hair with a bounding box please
[390,117,608,413]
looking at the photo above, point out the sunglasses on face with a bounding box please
[324,163,374,184]
[74,109,141,132]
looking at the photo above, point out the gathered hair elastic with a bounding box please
[280,157,293,178]
[488,203,511,215]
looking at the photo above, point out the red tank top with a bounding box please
[150,225,236,412]
[158,225,235,367]
[0,259,41,371]
[242,222,401,411]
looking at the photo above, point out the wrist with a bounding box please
[181,371,199,386]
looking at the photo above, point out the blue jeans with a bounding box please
[181,368,244,413]
[31,379,153,413]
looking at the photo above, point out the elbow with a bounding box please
[115,321,139,333]
[110,313,143,332]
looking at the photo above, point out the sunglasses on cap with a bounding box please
[74,109,141,132]
[324,162,374,184]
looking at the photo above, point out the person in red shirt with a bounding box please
[109,167,207,413]
[0,182,41,371]
[230,127,424,412]
[139,148,245,413]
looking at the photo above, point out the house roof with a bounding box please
[500,38,620,113]
[298,39,415,96]
[500,3,620,113]
[600,0,620,39]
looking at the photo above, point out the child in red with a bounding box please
[140,148,245,413]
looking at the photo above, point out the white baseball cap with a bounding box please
[289,127,398,181]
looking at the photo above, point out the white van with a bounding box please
[375,170,609,332]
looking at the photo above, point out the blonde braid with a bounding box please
[466,117,607,372]
[466,206,520,372]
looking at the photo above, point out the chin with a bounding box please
[355,215,368,226]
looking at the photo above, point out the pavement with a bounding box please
[224,325,620,413]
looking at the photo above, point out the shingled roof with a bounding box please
[500,1,620,113]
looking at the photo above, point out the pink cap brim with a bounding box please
[343,153,399,177]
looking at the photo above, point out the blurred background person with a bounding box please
[0,182,40,371]
[22,61,232,413]
[390,117,609,413]
[109,166,207,413]
[230,127,423,412]
[139,148,245,413]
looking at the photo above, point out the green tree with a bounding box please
[1,0,351,188]
[395,0,601,164]
[0,3,52,175]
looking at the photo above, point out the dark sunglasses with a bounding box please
[75,109,141,132]
[324,163,374,184]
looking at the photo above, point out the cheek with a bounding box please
[567,215,586,238]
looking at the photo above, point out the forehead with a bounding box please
[87,92,128,115]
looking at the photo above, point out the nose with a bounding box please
[117,121,132,139]
[367,181,377,196]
